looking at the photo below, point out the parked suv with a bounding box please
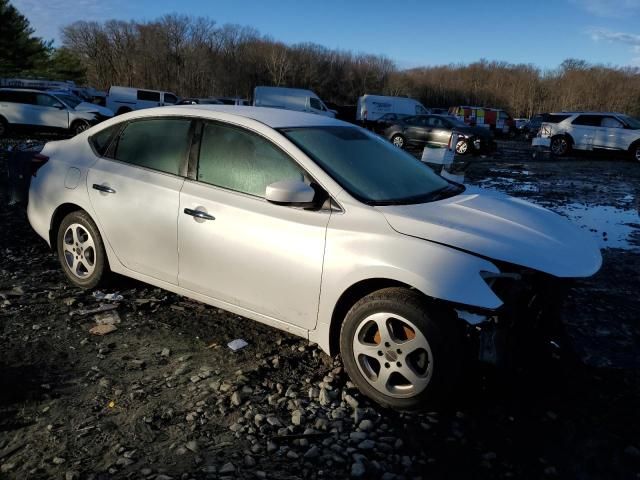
[538,112,640,160]
[0,88,113,137]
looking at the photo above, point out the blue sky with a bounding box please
[13,0,640,69]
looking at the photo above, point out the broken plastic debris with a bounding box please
[107,400,115,409]
[70,304,118,317]
[92,291,124,302]
[94,311,121,326]
[227,339,248,351]
[89,324,117,336]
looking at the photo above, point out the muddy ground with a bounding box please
[0,135,639,480]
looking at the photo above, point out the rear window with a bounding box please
[572,115,602,126]
[0,90,36,104]
[137,90,161,102]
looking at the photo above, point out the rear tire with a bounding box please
[70,120,90,136]
[56,211,109,289]
[550,135,571,156]
[340,287,462,411]
[0,117,8,137]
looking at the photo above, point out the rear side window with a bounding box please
[542,114,570,123]
[112,118,191,175]
[572,115,602,126]
[90,124,121,156]
[137,90,161,102]
[197,122,304,197]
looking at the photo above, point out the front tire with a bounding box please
[630,143,640,163]
[57,211,108,289]
[340,288,462,411]
[455,139,469,155]
[391,134,405,149]
[0,117,8,137]
[550,135,571,156]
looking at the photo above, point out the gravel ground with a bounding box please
[0,134,639,480]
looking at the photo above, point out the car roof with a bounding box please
[551,111,624,116]
[141,105,348,128]
[0,88,47,93]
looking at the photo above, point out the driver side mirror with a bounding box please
[265,180,315,206]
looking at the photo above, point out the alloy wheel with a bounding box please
[455,140,468,154]
[551,137,568,155]
[352,312,433,398]
[62,223,96,279]
[392,135,404,148]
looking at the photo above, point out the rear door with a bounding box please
[570,115,600,149]
[178,120,330,329]
[404,116,429,145]
[87,117,193,283]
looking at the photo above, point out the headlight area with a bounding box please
[455,267,572,367]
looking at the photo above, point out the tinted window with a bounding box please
[90,124,121,156]
[542,114,570,123]
[36,94,63,108]
[416,105,428,115]
[572,115,602,126]
[309,98,323,110]
[137,90,161,102]
[198,123,304,197]
[426,116,449,128]
[164,93,178,104]
[113,118,191,175]
[281,126,450,205]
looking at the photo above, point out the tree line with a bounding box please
[2,1,640,117]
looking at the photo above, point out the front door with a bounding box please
[33,93,69,129]
[87,117,193,283]
[178,121,330,329]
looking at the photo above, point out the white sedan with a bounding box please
[27,106,602,410]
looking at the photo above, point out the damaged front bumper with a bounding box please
[455,268,571,367]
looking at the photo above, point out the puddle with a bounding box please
[477,177,540,192]
[552,203,640,250]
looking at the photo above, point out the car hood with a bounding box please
[74,102,114,117]
[377,187,602,278]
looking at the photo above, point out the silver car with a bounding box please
[27,106,602,409]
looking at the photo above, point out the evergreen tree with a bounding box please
[0,0,50,76]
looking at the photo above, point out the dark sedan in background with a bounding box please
[366,112,411,134]
[384,114,496,155]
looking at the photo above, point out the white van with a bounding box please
[106,86,179,115]
[357,95,429,123]
[253,86,335,117]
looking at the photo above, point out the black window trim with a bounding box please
[89,115,195,179]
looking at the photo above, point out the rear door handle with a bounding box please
[184,208,215,221]
[92,184,116,194]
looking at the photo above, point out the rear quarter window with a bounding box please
[90,124,121,156]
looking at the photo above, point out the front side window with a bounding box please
[198,123,304,197]
[164,93,178,104]
[137,90,161,102]
[600,117,623,128]
[309,98,323,110]
[112,118,191,175]
[281,126,451,205]
[36,94,63,108]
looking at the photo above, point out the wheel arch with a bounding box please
[327,278,419,356]
[49,203,86,251]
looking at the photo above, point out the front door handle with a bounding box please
[184,208,215,221]
[92,184,116,194]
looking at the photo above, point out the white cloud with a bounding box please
[12,0,133,42]
[571,0,640,17]
[589,28,640,66]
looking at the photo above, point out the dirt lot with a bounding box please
[0,135,639,480]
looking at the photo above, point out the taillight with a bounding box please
[31,153,49,177]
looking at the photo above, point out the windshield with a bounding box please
[618,114,640,129]
[53,94,82,108]
[280,126,455,205]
